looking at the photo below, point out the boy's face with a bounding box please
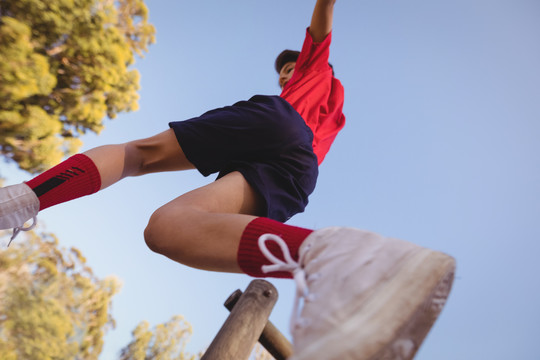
[279,62,296,89]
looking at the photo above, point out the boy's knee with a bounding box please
[123,141,147,177]
[125,130,190,177]
[143,205,194,258]
[124,138,166,177]
[144,208,170,254]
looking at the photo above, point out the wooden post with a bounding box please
[224,289,294,360]
[201,280,279,360]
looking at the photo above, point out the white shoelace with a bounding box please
[258,233,314,332]
[8,216,37,247]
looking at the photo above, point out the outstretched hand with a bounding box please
[310,0,337,42]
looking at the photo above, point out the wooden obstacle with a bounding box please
[201,280,293,360]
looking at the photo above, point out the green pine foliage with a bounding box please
[120,315,202,360]
[0,232,276,359]
[0,230,121,360]
[0,0,155,174]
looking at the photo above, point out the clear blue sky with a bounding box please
[3,0,540,359]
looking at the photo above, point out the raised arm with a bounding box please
[309,0,336,42]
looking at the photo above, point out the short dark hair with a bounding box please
[275,49,335,76]
[275,50,300,73]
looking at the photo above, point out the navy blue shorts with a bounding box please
[169,95,318,222]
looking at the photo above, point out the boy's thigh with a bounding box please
[161,171,265,217]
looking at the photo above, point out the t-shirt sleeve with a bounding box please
[294,28,333,76]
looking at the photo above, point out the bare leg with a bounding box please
[144,171,265,273]
[83,129,265,273]
[83,129,195,190]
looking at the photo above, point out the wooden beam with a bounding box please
[201,280,279,360]
[224,287,294,360]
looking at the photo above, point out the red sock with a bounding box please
[238,217,313,278]
[26,154,102,211]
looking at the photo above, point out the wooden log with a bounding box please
[224,288,294,360]
[201,280,279,360]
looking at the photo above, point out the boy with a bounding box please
[0,1,455,359]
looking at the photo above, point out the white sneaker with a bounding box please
[0,183,40,244]
[259,227,456,360]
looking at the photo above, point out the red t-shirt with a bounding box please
[280,28,346,165]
